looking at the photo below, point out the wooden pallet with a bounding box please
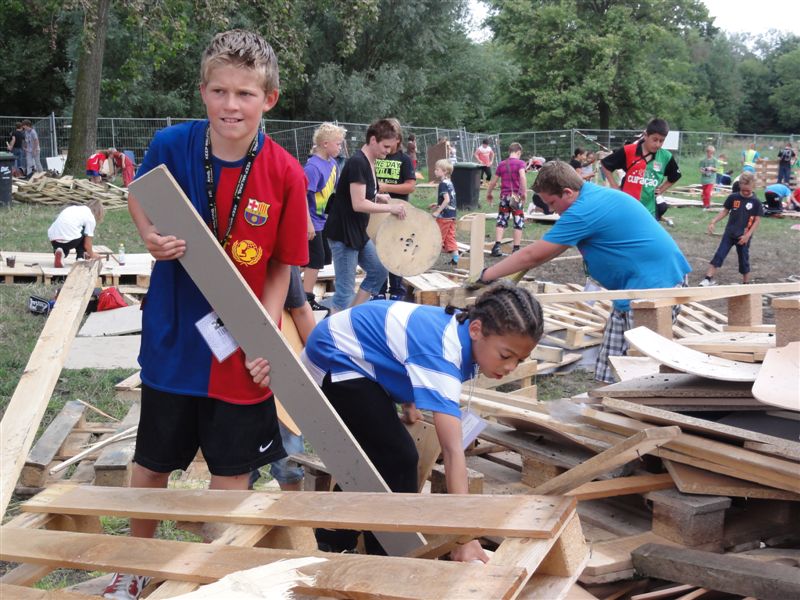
[2,484,589,599]
[12,175,129,209]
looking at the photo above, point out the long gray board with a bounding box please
[129,165,424,555]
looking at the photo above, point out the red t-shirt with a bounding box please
[86,152,105,171]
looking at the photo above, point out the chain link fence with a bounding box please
[2,114,796,175]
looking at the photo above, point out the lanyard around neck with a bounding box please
[204,126,259,248]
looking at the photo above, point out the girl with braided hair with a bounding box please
[299,282,543,562]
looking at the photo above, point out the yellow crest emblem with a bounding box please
[231,239,263,266]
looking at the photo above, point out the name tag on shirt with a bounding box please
[196,311,239,362]
[461,409,488,449]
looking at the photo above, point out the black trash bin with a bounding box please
[451,162,482,210]
[0,152,14,208]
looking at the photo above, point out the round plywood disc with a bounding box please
[367,198,405,240]
[375,205,442,277]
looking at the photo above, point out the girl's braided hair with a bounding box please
[445,281,543,342]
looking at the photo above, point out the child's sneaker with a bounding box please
[490,242,502,257]
[103,573,151,600]
[698,277,716,287]
[664,217,675,227]
[54,248,65,269]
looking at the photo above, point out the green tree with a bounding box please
[770,47,800,131]
[485,0,715,130]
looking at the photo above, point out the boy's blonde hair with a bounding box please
[739,171,755,186]
[435,159,453,177]
[706,145,715,153]
[87,198,105,224]
[200,29,279,93]
[313,122,347,147]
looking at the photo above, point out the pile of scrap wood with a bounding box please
[12,174,128,209]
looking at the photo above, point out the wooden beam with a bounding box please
[530,427,680,495]
[23,484,574,539]
[663,459,800,501]
[631,543,800,600]
[0,527,527,600]
[0,260,101,518]
[20,401,86,488]
[0,583,95,600]
[129,166,422,555]
[532,281,800,304]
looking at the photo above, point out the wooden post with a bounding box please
[646,488,731,550]
[728,293,762,327]
[632,300,674,338]
[458,213,485,281]
[772,295,800,347]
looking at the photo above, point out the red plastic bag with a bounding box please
[96,287,128,311]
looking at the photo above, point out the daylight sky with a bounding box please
[467,1,800,40]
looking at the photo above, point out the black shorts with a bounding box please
[51,237,87,258]
[306,233,331,270]
[134,384,286,476]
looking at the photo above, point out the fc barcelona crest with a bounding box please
[244,198,270,226]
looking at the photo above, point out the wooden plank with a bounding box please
[93,402,141,487]
[744,441,800,461]
[20,401,87,488]
[608,356,660,381]
[0,527,527,600]
[63,335,141,369]
[0,260,101,518]
[752,342,800,411]
[533,281,800,304]
[129,166,423,555]
[591,373,754,399]
[530,427,680,495]
[582,407,800,493]
[566,473,674,501]
[676,331,775,355]
[663,459,800,501]
[631,542,800,600]
[78,304,142,337]
[23,484,574,538]
[624,326,760,382]
[582,532,676,578]
[0,583,95,599]
[602,397,800,451]
[406,420,442,492]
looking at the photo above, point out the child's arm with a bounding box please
[707,208,729,234]
[738,216,760,245]
[350,182,406,217]
[433,193,450,217]
[432,411,490,563]
[485,174,500,205]
[128,194,186,260]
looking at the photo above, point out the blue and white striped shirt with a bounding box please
[301,301,475,417]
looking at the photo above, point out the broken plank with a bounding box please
[602,397,800,450]
[530,427,680,495]
[631,542,800,600]
[663,460,800,501]
[21,401,87,488]
[0,260,101,518]
[23,484,574,539]
[130,166,422,554]
[591,373,754,399]
[624,327,760,382]
[752,342,800,411]
[566,473,674,501]
[0,527,527,600]
[582,532,676,579]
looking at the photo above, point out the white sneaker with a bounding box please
[664,217,675,227]
[698,277,716,287]
[103,573,151,600]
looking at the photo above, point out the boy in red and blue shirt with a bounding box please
[105,30,308,600]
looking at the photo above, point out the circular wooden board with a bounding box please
[375,205,442,277]
[367,198,405,240]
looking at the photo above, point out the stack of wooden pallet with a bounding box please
[12,174,128,209]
